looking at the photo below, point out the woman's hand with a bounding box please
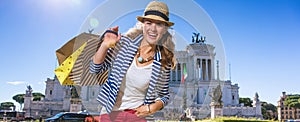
[135,104,152,117]
[92,26,121,64]
[102,26,121,48]
[135,100,164,117]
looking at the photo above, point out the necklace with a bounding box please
[137,49,154,63]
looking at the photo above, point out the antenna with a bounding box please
[54,57,58,78]
[216,60,220,80]
[229,63,232,81]
[55,57,58,68]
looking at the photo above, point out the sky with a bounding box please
[0,0,299,111]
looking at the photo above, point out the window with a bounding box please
[50,90,52,95]
[232,95,235,100]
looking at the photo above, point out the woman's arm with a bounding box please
[90,26,121,74]
[93,26,121,64]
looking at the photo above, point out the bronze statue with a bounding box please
[192,32,206,44]
[70,86,79,98]
[210,84,222,104]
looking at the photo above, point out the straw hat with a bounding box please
[137,1,174,26]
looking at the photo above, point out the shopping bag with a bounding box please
[54,42,86,85]
[54,32,108,86]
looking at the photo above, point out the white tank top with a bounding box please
[112,57,152,111]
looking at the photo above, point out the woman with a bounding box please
[90,1,176,121]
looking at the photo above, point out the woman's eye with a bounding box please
[157,23,163,27]
[145,22,151,25]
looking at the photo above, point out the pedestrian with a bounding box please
[39,116,42,122]
[90,1,176,121]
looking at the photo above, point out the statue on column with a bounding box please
[210,83,224,119]
[210,83,223,106]
[25,85,33,97]
[69,86,82,112]
[70,86,79,98]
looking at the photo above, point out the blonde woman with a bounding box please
[90,1,176,121]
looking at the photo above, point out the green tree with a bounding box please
[284,94,300,119]
[32,92,45,101]
[261,101,277,120]
[12,92,45,110]
[12,94,25,110]
[239,97,253,107]
[284,95,300,109]
[0,102,15,110]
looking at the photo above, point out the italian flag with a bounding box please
[181,64,188,83]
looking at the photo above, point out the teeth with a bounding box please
[149,33,157,37]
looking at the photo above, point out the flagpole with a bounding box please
[183,82,187,110]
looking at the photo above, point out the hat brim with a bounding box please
[137,15,174,27]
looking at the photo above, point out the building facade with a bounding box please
[277,92,300,121]
[23,78,82,118]
[154,38,243,120]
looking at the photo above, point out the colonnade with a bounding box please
[170,58,213,82]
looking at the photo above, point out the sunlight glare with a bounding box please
[46,0,81,8]
[89,18,99,28]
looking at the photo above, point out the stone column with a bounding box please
[24,86,33,118]
[205,59,209,81]
[70,98,82,112]
[208,59,212,80]
[252,93,263,119]
[210,102,223,119]
[175,64,178,82]
[200,59,202,80]
[195,58,198,81]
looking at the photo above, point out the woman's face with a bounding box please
[142,19,167,45]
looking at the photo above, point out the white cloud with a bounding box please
[7,81,26,85]
[37,81,46,85]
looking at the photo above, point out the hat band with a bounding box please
[144,10,169,21]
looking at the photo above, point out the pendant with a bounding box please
[138,57,143,63]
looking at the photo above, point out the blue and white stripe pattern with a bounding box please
[90,34,171,113]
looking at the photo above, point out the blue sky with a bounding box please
[0,0,299,110]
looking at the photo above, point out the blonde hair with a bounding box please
[125,27,176,69]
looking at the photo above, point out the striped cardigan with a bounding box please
[90,34,171,113]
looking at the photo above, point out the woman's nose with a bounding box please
[150,23,157,31]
